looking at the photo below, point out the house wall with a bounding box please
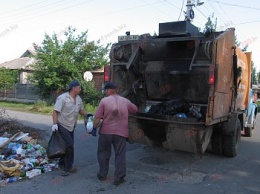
[19,70,33,84]
[92,72,104,92]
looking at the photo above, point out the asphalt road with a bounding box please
[1,110,260,194]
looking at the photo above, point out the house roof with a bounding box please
[0,57,36,70]
[20,46,36,58]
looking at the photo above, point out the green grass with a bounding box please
[0,100,97,116]
[0,101,35,111]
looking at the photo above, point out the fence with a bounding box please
[0,84,41,103]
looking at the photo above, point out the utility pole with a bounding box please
[185,0,204,22]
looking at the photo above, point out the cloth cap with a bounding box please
[103,82,117,90]
[67,81,80,91]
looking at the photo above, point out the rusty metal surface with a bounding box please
[212,28,235,119]
[128,115,212,154]
[236,50,252,110]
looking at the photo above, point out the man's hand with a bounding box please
[52,124,58,132]
[91,127,97,136]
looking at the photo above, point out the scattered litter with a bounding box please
[0,131,59,187]
[26,169,42,179]
[14,133,29,141]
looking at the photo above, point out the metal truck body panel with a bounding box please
[236,50,251,110]
[211,29,234,121]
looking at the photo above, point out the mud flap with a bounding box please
[166,124,212,155]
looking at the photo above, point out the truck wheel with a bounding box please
[223,120,241,157]
[244,127,252,137]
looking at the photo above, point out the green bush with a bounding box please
[81,81,103,107]
[84,103,97,114]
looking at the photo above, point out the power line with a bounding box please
[178,0,185,21]
[215,3,247,39]
[0,0,67,22]
[194,7,208,20]
[207,1,227,23]
[201,3,214,18]
[162,0,181,11]
[140,0,173,18]
[235,20,260,25]
[0,0,95,26]
[0,0,50,15]
[207,0,260,10]
[17,0,166,35]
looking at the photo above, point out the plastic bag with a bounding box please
[46,131,67,159]
[0,159,24,177]
[86,116,94,133]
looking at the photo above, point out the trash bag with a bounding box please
[86,116,94,133]
[46,131,67,159]
[0,159,24,177]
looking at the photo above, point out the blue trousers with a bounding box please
[58,124,74,171]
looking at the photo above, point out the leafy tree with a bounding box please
[251,61,258,85]
[204,13,217,32]
[258,71,260,85]
[29,26,110,100]
[82,81,103,106]
[0,67,18,90]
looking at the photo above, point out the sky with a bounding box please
[0,0,259,70]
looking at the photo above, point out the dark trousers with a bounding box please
[58,124,74,171]
[97,134,126,180]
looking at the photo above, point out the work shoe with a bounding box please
[113,178,125,186]
[68,167,78,173]
[97,173,107,181]
[60,171,69,176]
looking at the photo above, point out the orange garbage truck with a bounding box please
[106,21,257,157]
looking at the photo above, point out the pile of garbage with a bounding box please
[146,99,205,121]
[0,131,59,186]
[0,109,58,187]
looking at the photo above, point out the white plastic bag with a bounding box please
[86,116,93,133]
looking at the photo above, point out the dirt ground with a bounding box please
[0,109,48,148]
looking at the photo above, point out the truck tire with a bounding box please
[244,127,252,137]
[223,120,241,157]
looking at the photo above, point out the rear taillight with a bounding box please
[209,65,215,84]
[104,65,110,82]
